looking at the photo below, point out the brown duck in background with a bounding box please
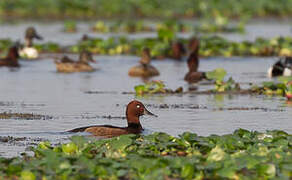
[55,51,96,73]
[184,38,206,83]
[128,47,160,77]
[68,100,157,137]
[0,46,20,67]
[170,41,186,60]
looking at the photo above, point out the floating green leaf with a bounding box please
[206,68,227,81]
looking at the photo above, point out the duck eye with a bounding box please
[136,105,140,108]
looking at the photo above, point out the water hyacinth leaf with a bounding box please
[262,81,276,89]
[38,141,51,149]
[207,145,226,162]
[134,85,146,95]
[181,163,195,179]
[71,136,88,148]
[62,142,78,155]
[157,28,175,43]
[109,134,133,149]
[154,132,173,142]
[21,170,36,180]
[206,68,227,81]
[257,164,276,178]
[217,166,237,179]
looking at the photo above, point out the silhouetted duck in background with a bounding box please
[19,27,43,59]
[170,41,186,60]
[55,51,96,73]
[184,38,206,83]
[0,46,20,67]
[188,37,201,53]
[68,100,157,137]
[128,47,160,77]
[268,56,292,77]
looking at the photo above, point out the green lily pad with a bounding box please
[206,68,227,81]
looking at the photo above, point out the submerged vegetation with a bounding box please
[0,129,291,179]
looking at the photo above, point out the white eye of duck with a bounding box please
[136,105,140,108]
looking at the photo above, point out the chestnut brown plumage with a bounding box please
[184,38,206,83]
[0,46,20,67]
[68,100,157,137]
[171,42,186,60]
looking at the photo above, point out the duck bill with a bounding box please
[143,108,158,117]
[34,34,43,40]
[90,59,96,63]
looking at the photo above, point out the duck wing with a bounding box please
[68,125,120,132]
[68,125,141,137]
[0,58,18,67]
[0,59,9,66]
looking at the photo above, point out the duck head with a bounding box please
[25,27,43,47]
[79,51,96,63]
[126,100,157,128]
[171,41,186,60]
[187,38,200,72]
[140,47,151,65]
[188,37,200,53]
[81,34,90,41]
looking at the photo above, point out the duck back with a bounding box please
[68,125,141,137]
[128,64,159,77]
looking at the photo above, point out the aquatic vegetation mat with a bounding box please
[0,129,291,179]
[89,20,244,34]
[134,80,183,95]
[1,0,292,19]
[2,35,292,58]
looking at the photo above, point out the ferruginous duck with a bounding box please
[0,46,20,67]
[128,47,160,77]
[68,100,157,137]
[170,41,186,60]
[184,38,206,83]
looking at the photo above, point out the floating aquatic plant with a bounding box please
[134,81,183,95]
[0,129,291,179]
[0,35,291,58]
[206,68,240,92]
[250,77,292,98]
[63,20,77,33]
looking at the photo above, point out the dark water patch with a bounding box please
[80,115,126,120]
[144,103,283,112]
[145,103,208,109]
[0,136,46,146]
[84,91,118,94]
[212,107,284,112]
[0,112,53,120]
[20,103,46,107]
